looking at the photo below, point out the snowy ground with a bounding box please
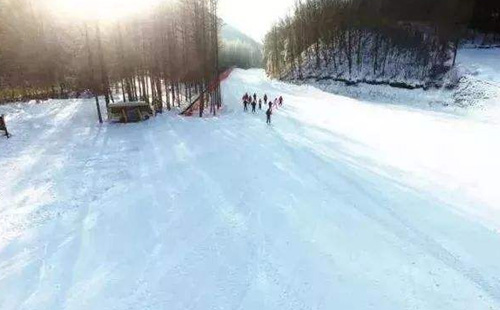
[458,48,500,84]
[1,57,500,309]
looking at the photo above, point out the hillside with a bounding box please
[262,0,499,90]
[290,48,500,109]
[221,23,262,48]
[220,23,263,69]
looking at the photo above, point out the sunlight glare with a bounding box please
[52,0,163,21]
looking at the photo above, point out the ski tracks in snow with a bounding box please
[1,69,500,309]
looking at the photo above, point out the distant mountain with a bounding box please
[221,23,262,48]
[220,23,263,69]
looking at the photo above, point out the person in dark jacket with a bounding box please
[253,93,257,102]
[242,94,248,109]
[266,107,272,124]
[243,98,248,111]
[251,99,257,113]
[0,114,9,138]
[279,96,284,106]
[258,99,262,110]
[264,94,268,104]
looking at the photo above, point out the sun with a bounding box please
[50,0,163,21]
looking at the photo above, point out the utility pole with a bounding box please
[85,22,103,124]
[212,0,221,114]
[96,22,110,107]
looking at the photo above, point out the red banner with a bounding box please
[182,68,234,117]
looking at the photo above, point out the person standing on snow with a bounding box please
[253,93,257,102]
[266,107,272,124]
[279,96,284,107]
[251,99,257,113]
[258,99,262,110]
[243,98,249,111]
[264,94,268,105]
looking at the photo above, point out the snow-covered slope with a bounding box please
[452,48,500,108]
[294,48,500,109]
[458,48,500,84]
[1,67,500,309]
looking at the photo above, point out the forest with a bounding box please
[0,0,222,117]
[263,0,500,87]
[219,24,263,70]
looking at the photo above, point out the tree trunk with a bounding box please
[85,23,102,123]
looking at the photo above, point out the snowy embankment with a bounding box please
[1,65,500,309]
[292,48,500,109]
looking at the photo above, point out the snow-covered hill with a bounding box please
[293,48,500,109]
[220,23,263,69]
[1,65,500,309]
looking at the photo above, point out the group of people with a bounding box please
[242,93,284,124]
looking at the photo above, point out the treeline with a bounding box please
[0,0,222,117]
[263,0,493,86]
[220,40,263,69]
[219,24,263,69]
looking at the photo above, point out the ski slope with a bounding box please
[458,48,500,84]
[1,63,500,309]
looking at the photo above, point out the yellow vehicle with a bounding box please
[107,102,154,123]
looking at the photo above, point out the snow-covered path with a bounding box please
[1,68,500,310]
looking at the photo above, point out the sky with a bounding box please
[218,0,297,43]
